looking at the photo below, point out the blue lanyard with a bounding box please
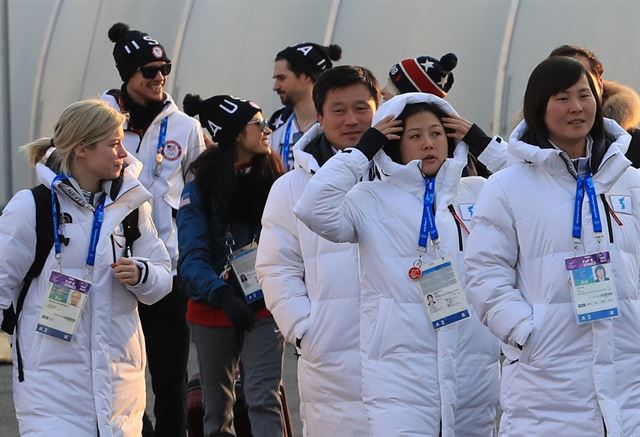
[572,173,603,240]
[51,175,106,268]
[157,117,168,155]
[418,177,438,248]
[281,115,296,171]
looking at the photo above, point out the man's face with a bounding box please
[317,84,377,150]
[573,54,604,99]
[126,60,168,104]
[272,60,312,106]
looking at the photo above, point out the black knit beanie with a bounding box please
[108,22,171,83]
[183,94,261,146]
[275,42,342,80]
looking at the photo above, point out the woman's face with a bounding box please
[236,113,272,159]
[596,268,605,279]
[544,74,596,150]
[79,125,127,181]
[399,110,449,176]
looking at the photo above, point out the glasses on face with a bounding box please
[138,63,172,79]
[247,118,269,133]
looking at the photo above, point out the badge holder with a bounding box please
[36,180,102,342]
[414,242,470,330]
[230,243,264,304]
[37,271,91,341]
[564,174,620,324]
[565,250,620,324]
[220,229,264,304]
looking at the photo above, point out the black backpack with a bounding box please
[1,184,140,381]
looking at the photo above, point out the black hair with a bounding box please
[548,44,604,79]
[383,102,456,164]
[312,65,381,115]
[188,136,284,224]
[522,56,604,146]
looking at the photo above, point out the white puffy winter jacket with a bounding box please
[465,119,640,436]
[294,93,500,437]
[0,161,172,436]
[255,123,370,437]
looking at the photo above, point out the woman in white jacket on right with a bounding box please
[295,92,499,436]
[465,56,640,436]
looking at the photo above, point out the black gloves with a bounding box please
[215,286,255,331]
[354,127,389,161]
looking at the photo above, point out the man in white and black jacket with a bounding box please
[270,42,342,171]
[101,22,205,437]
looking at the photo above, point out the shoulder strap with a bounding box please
[10,184,56,381]
[27,185,56,277]
[2,185,54,336]
[122,208,141,256]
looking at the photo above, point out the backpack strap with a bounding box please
[13,184,56,381]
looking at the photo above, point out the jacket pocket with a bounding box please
[366,298,391,360]
[519,303,547,364]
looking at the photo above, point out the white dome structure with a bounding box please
[1,0,638,206]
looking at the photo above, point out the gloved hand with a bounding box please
[355,116,403,160]
[216,287,255,331]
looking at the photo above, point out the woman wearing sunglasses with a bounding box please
[177,94,285,436]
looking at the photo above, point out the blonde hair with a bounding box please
[22,99,127,174]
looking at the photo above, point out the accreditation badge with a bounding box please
[230,243,264,304]
[416,256,470,329]
[36,271,90,341]
[565,251,620,324]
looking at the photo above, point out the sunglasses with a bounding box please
[138,63,172,79]
[247,118,269,133]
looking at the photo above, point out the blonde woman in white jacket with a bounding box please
[465,57,640,436]
[0,100,172,436]
[294,93,500,436]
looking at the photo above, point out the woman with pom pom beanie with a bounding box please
[178,94,285,436]
[382,52,511,177]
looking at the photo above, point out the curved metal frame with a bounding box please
[492,0,520,136]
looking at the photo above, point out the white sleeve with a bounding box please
[125,202,173,304]
[256,176,310,345]
[0,190,38,326]
[464,175,533,348]
[476,137,512,173]
[293,149,370,244]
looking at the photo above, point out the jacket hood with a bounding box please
[292,123,324,174]
[372,93,469,204]
[509,118,632,191]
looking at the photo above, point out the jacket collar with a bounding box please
[509,118,632,192]
[101,90,178,131]
[292,123,324,175]
[37,153,148,209]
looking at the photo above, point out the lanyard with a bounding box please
[51,175,106,271]
[281,115,296,171]
[418,177,439,249]
[572,173,603,241]
[153,117,169,177]
[221,226,258,280]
